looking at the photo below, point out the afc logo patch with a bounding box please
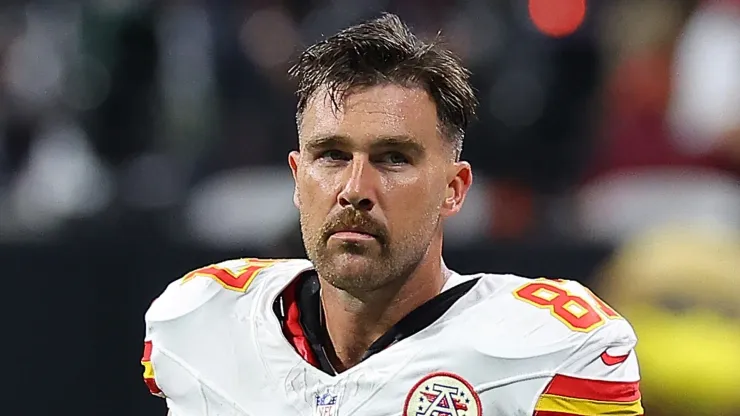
[404,372,482,416]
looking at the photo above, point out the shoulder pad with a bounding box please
[145,258,311,323]
[472,275,635,357]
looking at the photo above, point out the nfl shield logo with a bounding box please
[314,390,339,416]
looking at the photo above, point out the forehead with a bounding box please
[299,84,441,146]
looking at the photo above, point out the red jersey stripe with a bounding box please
[281,280,320,368]
[142,340,154,362]
[542,374,641,402]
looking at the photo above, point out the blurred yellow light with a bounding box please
[626,305,740,415]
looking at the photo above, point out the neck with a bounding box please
[319,249,448,372]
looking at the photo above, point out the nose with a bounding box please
[337,156,376,211]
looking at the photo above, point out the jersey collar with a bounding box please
[275,271,480,375]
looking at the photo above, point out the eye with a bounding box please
[379,151,409,165]
[318,149,349,161]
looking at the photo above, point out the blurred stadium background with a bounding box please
[1,0,738,415]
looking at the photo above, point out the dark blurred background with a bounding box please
[1,0,739,415]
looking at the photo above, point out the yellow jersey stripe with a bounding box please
[142,360,156,379]
[535,393,644,415]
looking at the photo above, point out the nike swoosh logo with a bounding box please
[601,350,630,366]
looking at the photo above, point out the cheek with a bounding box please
[315,171,340,197]
[382,174,442,218]
[299,167,339,206]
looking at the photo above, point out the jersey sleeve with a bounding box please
[139,268,226,401]
[532,320,643,416]
[138,257,308,413]
[138,272,226,415]
[141,338,165,398]
[140,331,207,415]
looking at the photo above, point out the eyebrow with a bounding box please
[304,134,426,156]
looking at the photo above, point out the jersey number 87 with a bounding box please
[513,279,621,332]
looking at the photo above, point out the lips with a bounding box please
[330,227,377,237]
[326,224,384,244]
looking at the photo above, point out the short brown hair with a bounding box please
[288,13,477,159]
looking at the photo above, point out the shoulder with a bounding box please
[140,258,313,399]
[145,257,313,323]
[465,273,637,357]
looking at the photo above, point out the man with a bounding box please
[141,13,643,416]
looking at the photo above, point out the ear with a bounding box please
[288,150,300,208]
[441,161,472,218]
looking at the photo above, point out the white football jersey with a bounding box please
[141,258,643,416]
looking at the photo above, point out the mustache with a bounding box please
[321,209,387,243]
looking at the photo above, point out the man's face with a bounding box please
[289,84,471,293]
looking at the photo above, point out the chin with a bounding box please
[332,251,376,273]
[321,253,389,292]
